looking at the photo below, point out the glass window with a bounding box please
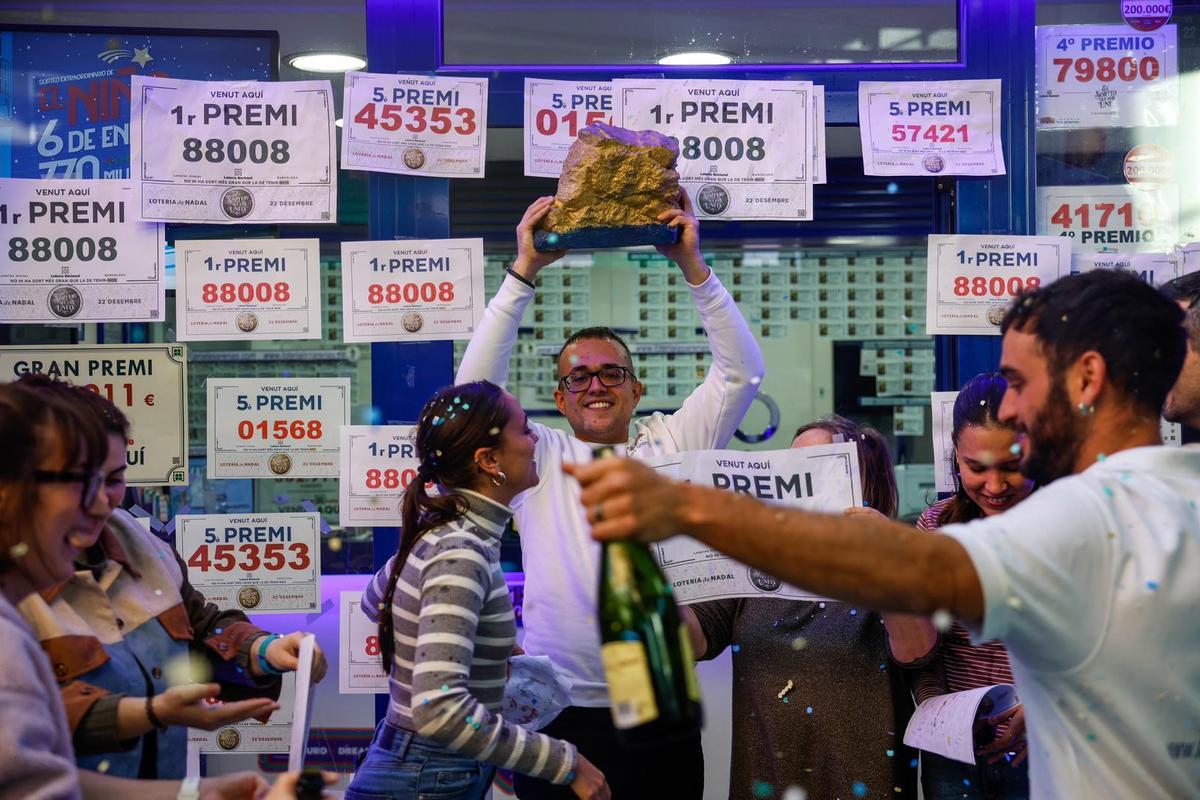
[441,0,960,66]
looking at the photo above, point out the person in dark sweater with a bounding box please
[685,415,918,800]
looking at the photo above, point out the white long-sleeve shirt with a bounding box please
[456,269,764,705]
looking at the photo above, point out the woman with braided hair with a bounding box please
[348,380,608,800]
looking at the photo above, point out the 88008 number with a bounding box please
[8,236,117,262]
[182,138,290,164]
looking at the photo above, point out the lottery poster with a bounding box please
[0,344,187,485]
[189,673,297,754]
[175,238,321,341]
[523,79,614,178]
[0,28,273,179]
[1035,24,1178,129]
[176,512,320,614]
[341,238,485,342]
[341,72,488,178]
[926,234,1072,336]
[0,179,164,323]
[130,76,337,223]
[206,378,350,479]
[1037,184,1178,255]
[338,425,419,528]
[858,79,1005,176]
[339,590,389,694]
[614,78,813,220]
[931,391,959,494]
[1072,251,1179,286]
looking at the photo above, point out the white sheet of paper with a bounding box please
[340,238,486,342]
[613,78,814,220]
[859,79,1005,176]
[0,179,165,323]
[931,390,959,494]
[1037,184,1179,255]
[189,672,296,753]
[130,76,336,223]
[904,684,1018,764]
[339,590,389,694]
[288,634,318,771]
[341,72,488,178]
[523,79,614,178]
[174,238,322,341]
[0,344,187,486]
[339,425,419,527]
[925,234,1072,335]
[1035,24,1178,130]
[644,443,862,603]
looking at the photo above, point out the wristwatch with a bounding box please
[176,776,201,800]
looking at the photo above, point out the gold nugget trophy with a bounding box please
[534,122,682,251]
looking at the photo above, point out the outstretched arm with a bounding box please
[456,197,564,386]
[567,457,984,625]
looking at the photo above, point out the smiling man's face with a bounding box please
[554,337,643,445]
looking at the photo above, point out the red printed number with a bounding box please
[353,103,477,136]
[201,282,291,304]
[236,420,323,440]
[1052,56,1159,83]
[1049,202,1137,229]
[890,124,969,144]
[534,109,609,138]
[364,635,380,657]
[364,468,418,489]
[953,275,1042,297]
[366,282,455,305]
[186,542,311,572]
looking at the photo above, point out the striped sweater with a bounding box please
[362,489,577,784]
[910,498,1015,705]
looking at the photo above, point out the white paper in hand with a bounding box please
[501,655,573,731]
[288,633,318,771]
[903,683,1018,764]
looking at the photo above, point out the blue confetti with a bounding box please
[852,781,868,797]
[1147,580,1159,591]
[850,609,858,616]
[1009,443,1021,455]
[732,644,741,653]
[782,697,789,704]
[963,778,971,786]
[886,749,894,757]
[752,780,773,799]
[910,758,919,769]
[462,403,470,410]
[805,706,813,714]
[1103,486,1114,497]
[441,684,449,692]
[1097,453,1107,462]
[879,664,887,670]
[214,627,222,634]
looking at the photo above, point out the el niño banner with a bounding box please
[0,29,273,179]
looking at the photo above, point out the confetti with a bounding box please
[750,375,763,386]
[932,609,953,631]
[1009,443,1021,455]
[777,679,794,699]
[1103,486,1114,497]
[910,758,919,769]
[805,706,813,714]
[752,780,774,799]
[489,427,501,436]
[879,664,887,670]
[97,760,110,773]
[164,652,212,687]
[782,787,807,800]
[9,543,28,558]
[818,602,826,609]
[154,589,163,596]
[791,637,807,651]
[1096,453,1107,462]
[732,644,741,653]
[327,536,343,553]
[1147,580,1159,591]
[886,749,894,757]
[852,781,868,797]
[1007,596,1023,609]
[849,609,858,616]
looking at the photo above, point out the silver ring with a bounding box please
[591,503,605,522]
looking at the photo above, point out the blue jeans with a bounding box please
[922,751,1030,800]
[346,719,496,800]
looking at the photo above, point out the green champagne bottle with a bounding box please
[594,446,703,746]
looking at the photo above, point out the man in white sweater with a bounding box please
[455,191,764,799]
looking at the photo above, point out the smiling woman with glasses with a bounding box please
[32,470,105,511]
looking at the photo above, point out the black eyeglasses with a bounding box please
[33,470,103,510]
[558,366,635,393]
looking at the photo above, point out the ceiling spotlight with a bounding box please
[657,51,733,66]
[286,52,366,73]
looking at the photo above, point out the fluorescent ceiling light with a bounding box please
[658,51,733,66]
[287,52,366,73]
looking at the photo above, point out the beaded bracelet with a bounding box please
[256,633,286,676]
[146,694,167,732]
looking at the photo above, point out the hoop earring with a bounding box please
[491,470,507,487]
[1077,402,1095,416]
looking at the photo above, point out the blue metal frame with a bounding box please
[363,1,1037,608]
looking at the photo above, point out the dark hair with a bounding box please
[0,381,108,572]
[794,414,898,518]
[1161,271,1200,349]
[937,372,1010,526]
[15,374,130,437]
[1000,269,1186,418]
[555,326,634,374]
[378,380,513,670]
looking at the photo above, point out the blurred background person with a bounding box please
[684,415,918,800]
[1161,272,1200,431]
